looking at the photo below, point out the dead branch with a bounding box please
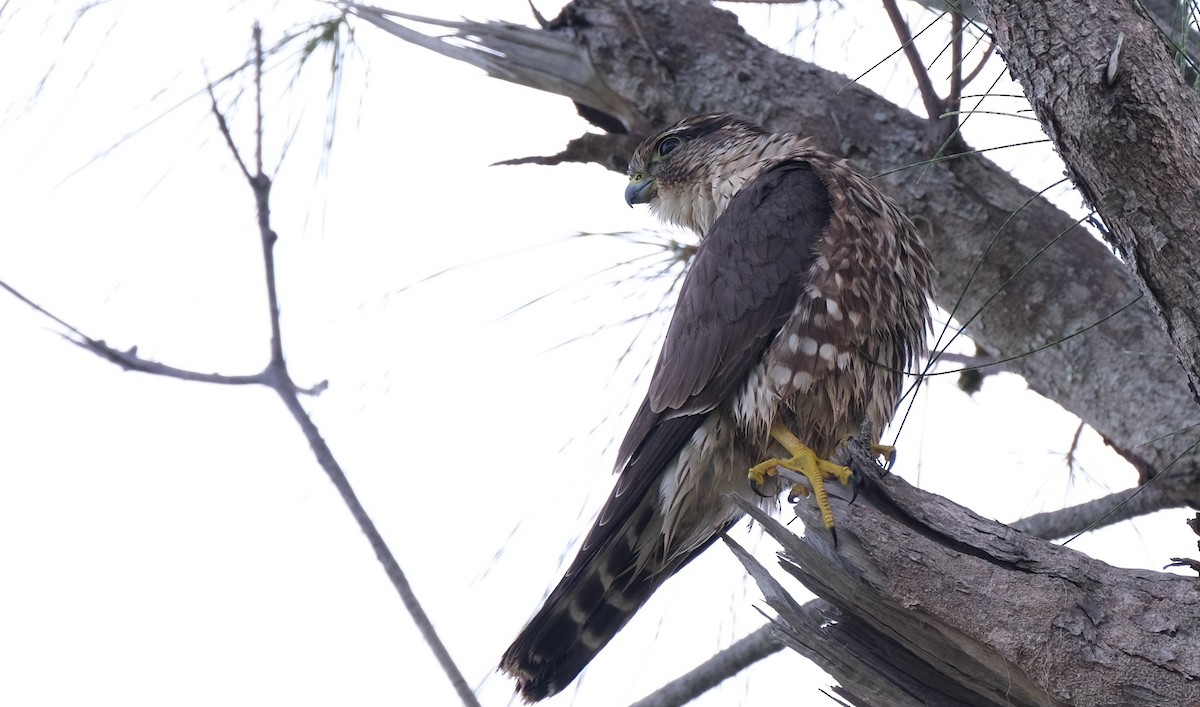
[723,436,1200,706]
[627,624,784,707]
[0,23,481,707]
[882,0,945,121]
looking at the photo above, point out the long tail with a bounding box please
[502,501,739,701]
[499,493,668,702]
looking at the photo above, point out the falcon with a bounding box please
[500,113,934,702]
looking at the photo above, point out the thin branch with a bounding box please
[0,277,267,386]
[881,0,944,120]
[947,9,963,135]
[1012,477,1200,540]
[253,24,265,178]
[206,84,252,183]
[961,34,996,86]
[269,386,483,704]
[0,24,483,707]
[0,277,95,341]
[68,338,267,385]
[209,30,480,707]
[628,624,784,707]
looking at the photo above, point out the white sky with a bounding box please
[0,2,1194,706]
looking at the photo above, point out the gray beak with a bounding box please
[625,175,657,207]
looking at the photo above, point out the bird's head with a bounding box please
[625,113,769,235]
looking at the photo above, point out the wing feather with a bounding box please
[616,162,832,469]
[548,162,832,625]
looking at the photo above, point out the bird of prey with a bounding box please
[500,113,934,702]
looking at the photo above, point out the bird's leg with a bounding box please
[748,421,853,535]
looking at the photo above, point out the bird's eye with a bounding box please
[657,137,682,157]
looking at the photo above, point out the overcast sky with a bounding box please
[1,2,1193,706]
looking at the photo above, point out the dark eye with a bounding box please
[657,137,682,157]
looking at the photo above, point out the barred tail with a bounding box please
[499,495,665,702]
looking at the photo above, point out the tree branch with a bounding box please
[1013,469,1200,540]
[345,1,1200,702]
[627,624,784,707]
[972,0,1200,402]
[0,24,483,707]
[348,0,1200,524]
[723,435,1200,706]
[882,0,945,121]
[200,31,480,706]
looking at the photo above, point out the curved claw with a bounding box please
[749,475,773,498]
[873,444,898,473]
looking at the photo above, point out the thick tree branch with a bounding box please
[971,0,1200,403]
[629,460,1200,706]
[349,0,1200,522]
[723,436,1200,706]
[912,0,1200,84]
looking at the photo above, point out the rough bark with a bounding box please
[726,439,1200,707]
[972,0,1200,403]
[347,1,1200,533]
[908,0,1200,86]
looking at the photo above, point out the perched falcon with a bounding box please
[500,113,934,702]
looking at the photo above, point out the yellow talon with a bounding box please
[748,421,854,535]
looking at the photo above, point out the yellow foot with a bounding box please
[748,422,854,540]
[872,443,897,470]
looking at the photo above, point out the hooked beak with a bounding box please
[625,173,657,207]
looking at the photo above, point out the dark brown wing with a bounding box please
[500,162,833,701]
[615,161,832,472]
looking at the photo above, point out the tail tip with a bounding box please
[499,655,559,703]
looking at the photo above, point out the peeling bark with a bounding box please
[727,438,1200,706]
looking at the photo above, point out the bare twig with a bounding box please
[204,27,481,707]
[946,10,963,135]
[961,34,996,87]
[0,24,483,707]
[881,0,944,120]
[1013,476,1200,540]
[628,624,784,707]
[69,339,266,385]
[1064,419,1086,473]
[0,278,269,385]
